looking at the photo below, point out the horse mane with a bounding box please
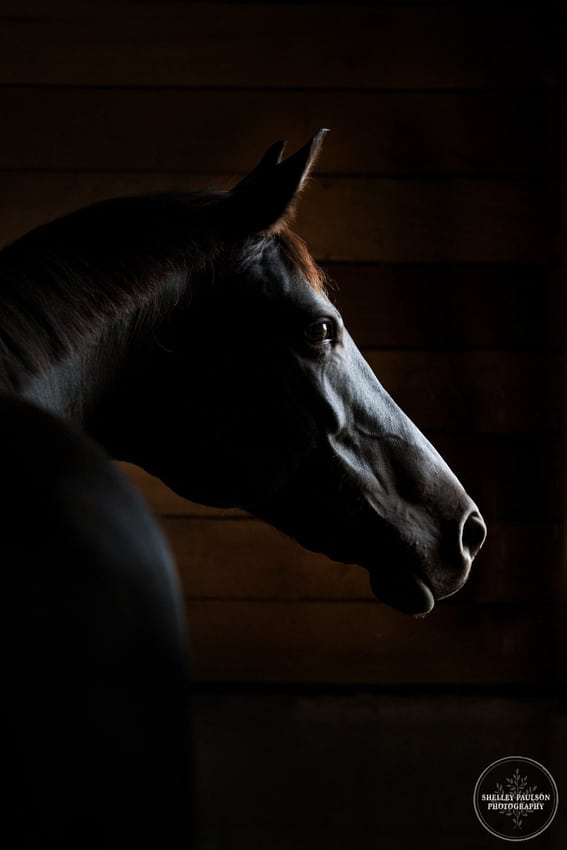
[274,227,328,294]
[0,190,326,389]
[0,191,225,387]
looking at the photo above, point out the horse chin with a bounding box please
[368,569,436,617]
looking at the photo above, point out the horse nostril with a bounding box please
[461,510,487,560]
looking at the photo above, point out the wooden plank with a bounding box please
[0,88,556,176]
[436,435,561,520]
[365,351,561,433]
[0,3,557,89]
[327,264,560,349]
[119,435,562,522]
[295,178,557,263]
[162,517,561,605]
[183,600,557,684]
[0,174,556,262]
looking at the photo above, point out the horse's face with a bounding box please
[130,132,486,615]
[155,232,484,615]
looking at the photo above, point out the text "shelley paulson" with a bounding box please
[481,793,552,812]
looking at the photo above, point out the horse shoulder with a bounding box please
[0,394,192,847]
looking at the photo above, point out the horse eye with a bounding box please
[304,319,335,345]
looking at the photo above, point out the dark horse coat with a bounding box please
[0,132,485,848]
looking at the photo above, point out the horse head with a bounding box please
[97,131,486,616]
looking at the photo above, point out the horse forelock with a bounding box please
[274,225,328,294]
[274,227,328,295]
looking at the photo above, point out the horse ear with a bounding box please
[226,129,329,233]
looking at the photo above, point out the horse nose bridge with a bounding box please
[408,437,488,564]
[378,428,488,575]
[384,428,463,508]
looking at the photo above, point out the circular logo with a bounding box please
[473,756,558,841]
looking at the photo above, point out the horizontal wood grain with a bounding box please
[296,179,557,263]
[0,174,556,262]
[0,3,557,89]
[0,88,556,176]
[327,264,560,349]
[365,350,561,433]
[162,517,561,605]
[437,435,561,520]
[183,600,557,684]
[120,434,562,521]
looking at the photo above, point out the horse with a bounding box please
[0,130,486,848]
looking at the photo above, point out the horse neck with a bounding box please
[2,255,196,436]
[0,198,216,448]
[19,320,137,428]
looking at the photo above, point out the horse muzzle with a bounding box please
[367,505,487,616]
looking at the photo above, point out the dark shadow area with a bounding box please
[193,688,565,850]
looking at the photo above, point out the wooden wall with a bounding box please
[0,0,561,685]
